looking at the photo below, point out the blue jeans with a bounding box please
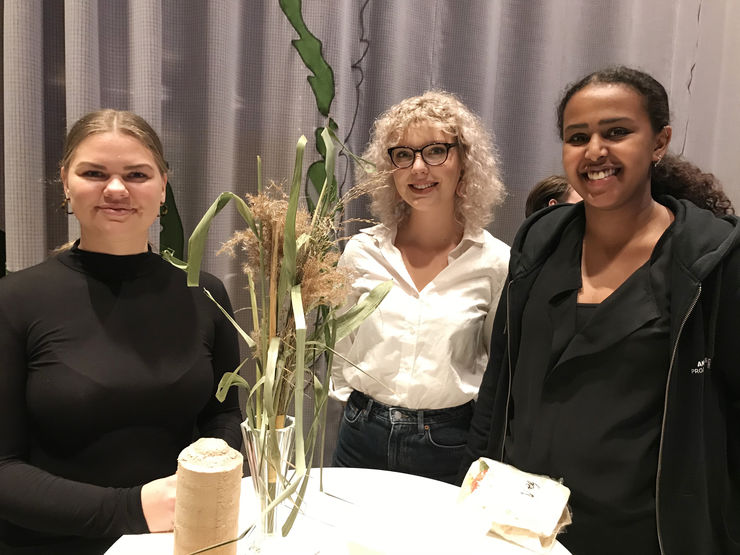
[332,390,474,484]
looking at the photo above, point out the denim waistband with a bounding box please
[349,390,474,428]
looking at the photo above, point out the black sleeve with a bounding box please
[196,273,243,450]
[457,280,510,484]
[0,274,148,538]
[713,247,740,545]
[715,249,740,434]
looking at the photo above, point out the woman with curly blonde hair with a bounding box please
[330,91,510,483]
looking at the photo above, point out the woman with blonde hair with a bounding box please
[0,110,241,553]
[331,91,510,483]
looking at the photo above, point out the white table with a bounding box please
[106,467,571,554]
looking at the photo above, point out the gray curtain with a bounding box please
[3,0,739,459]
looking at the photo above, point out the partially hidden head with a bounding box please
[60,109,169,251]
[358,91,505,229]
[525,175,580,217]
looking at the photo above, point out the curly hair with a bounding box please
[357,91,505,229]
[653,154,733,216]
[556,66,733,216]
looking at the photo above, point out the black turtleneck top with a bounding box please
[0,243,242,553]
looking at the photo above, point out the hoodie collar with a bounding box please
[509,197,740,283]
[660,196,740,280]
[509,202,585,280]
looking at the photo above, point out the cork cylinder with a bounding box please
[173,438,243,555]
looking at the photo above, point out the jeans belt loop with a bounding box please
[417,410,425,433]
[364,396,374,419]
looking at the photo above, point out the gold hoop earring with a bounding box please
[63,197,73,215]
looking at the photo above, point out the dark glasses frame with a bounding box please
[387,142,459,169]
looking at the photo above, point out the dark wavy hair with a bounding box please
[556,66,733,216]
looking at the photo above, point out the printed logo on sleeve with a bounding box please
[690,358,711,374]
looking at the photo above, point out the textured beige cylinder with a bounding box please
[173,438,243,555]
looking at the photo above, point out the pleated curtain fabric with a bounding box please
[2,0,739,459]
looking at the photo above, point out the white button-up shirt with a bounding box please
[330,224,510,409]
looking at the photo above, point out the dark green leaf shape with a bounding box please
[279,0,335,116]
[159,181,184,259]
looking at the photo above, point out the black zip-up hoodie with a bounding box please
[461,196,740,554]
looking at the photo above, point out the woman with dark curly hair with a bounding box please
[330,91,510,484]
[462,67,739,554]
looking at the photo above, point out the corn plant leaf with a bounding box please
[317,343,396,395]
[262,337,281,425]
[203,288,256,350]
[326,126,376,174]
[215,357,251,402]
[283,369,330,534]
[311,127,336,225]
[161,249,187,270]
[273,357,287,416]
[183,192,257,286]
[334,280,393,341]
[277,136,306,316]
[295,233,311,253]
[248,375,266,400]
[283,470,311,535]
[245,273,260,345]
[243,375,267,429]
[312,371,331,491]
[260,466,304,527]
[290,285,307,475]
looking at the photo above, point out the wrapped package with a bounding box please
[458,458,571,553]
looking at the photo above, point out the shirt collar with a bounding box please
[360,223,485,249]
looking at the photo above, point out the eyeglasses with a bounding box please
[387,142,459,169]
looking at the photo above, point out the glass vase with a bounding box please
[241,416,296,550]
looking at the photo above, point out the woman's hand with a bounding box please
[141,474,177,532]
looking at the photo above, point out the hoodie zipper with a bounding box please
[499,279,514,461]
[500,274,701,553]
[655,284,701,555]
